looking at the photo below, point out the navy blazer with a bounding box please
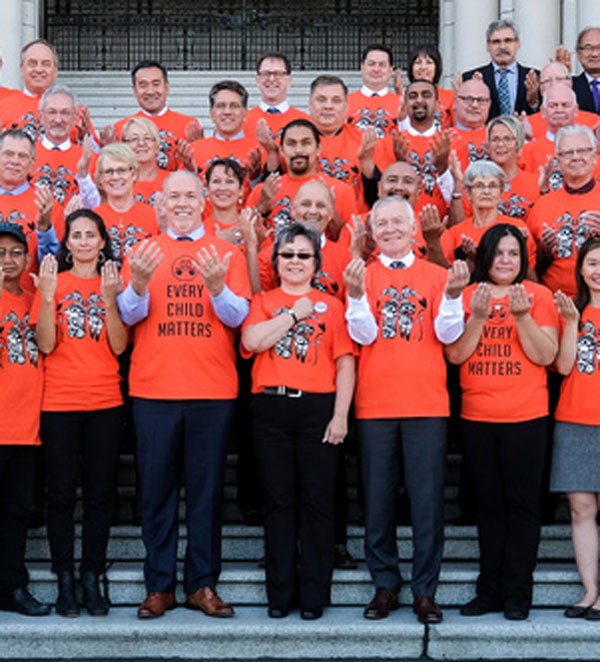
[572,73,599,114]
[463,62,538,119]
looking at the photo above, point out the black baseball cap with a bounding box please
[0,222,28,251]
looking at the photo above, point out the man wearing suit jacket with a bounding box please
[571,27,600,115]
[463,20,538,119]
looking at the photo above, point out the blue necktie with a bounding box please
[389,260,405,270]
[497,69,511,115]
[266,107,281,114]
[591,79,600,114]
[177,236,192,241]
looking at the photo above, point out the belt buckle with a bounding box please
[287,388,302,398]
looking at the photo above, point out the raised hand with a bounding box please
[509,282,533,318]
[128,239,164,296]
[445,259,470,299]
[196,244,231,296]
[100,260,122,301]
[343,257,366,299]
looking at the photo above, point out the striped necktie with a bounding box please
[497,69,511,115]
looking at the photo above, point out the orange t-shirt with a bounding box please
[126,232,251,400]
[528,185,600,296]
[519,134,563,192]
[246,172,359,234]
[555,305,600,425]
[244,105,311,142]
[134,170,170,207]
[354,258,449,419]
[30,271,124,411]
[453,126,489,170]
[30,143,83,208]
[0,289,43,445]
[441,213,537,268]
[458,281,558,422]
[528,110,599,139]
[114,109,202,171]
[258,235,350,300]
[347,90,400,138]
[94,201,158,264]
[436,87,454,130]
[190,135,263,180]
[243,288,355,393]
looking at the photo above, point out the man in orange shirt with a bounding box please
[102,60,202,171]
[0,222,49,616]
[347,44,400,138]
[452,79,492,168]
[117,171,251,620]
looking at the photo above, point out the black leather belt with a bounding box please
[262,386,304,398]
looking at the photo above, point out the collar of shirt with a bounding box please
[379,251,415,268]
[41,136,72,151]
[23,88,38,98]
[545,130,556,143]
[320,234,326,248]
[584,72,600,85]
[493,62,518,76]
[259,100,290,113]
[167,225,206,241]
[564,179,596,195]
[406,122,437,137]
[0,181,30,196]
[361,85,389,98]
[214,130,245,141]
[141,106,168,118]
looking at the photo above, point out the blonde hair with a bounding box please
[122,116,160,147]
[95,143,139,189]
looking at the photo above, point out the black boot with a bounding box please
[56,570,79,617]
[81,570,109,616]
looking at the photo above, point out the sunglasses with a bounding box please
[277,251,315,260]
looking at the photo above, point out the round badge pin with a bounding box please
[314,301,328,314]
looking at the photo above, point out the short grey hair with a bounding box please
[464,160,506,190]
[555,124,597,154]
[370,195,415,226]
[39,83,78,111]
[486,19,519,43]
[541,85,577,108]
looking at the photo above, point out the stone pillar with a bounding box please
[0,0,23,88]
[514,0,561,68]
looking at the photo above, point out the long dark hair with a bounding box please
[472,223,528,284]
[575,235,600,313]
[57,209,115,273]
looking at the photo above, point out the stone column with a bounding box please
[0,0,23,88]
[514,0,561,68]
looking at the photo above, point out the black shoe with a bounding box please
[267,606,289,618]
[0,587,50,616]
[81,570,110,616]
[585,607,600,621]
[564,603,593,618]
[334,545,358,570]
[56,570,79,617]
[300,607,323,620]
[504,607,529,620]
[460,596,503,616]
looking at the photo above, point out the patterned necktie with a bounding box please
[266,107,281,114]
[591,79,600,114]
[389,260,405,269]
[176,236,192,241]
[497,68,511,115]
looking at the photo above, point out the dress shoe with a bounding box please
[460,595,503,617]
[81,570,110,616]
[0,587,50,616]
[564,603,593,618]
[137,592,176,619]
[504,607,529,620]
[267,606,289,619]
[301,607,323,620]
[585,607,600,621]
[413,595,443,624]
[363,588,399,620]
[185,586,234,618]
[56,570,79,617]
[334,545,358,570]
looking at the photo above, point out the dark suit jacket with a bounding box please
[572,72,599,114]
[463,62,538,119]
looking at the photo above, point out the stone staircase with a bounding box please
[3,452,600,660]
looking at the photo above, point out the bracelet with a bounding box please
[452,192,463,200]
[288,309,299,324]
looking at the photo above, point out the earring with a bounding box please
[97,251,106,266]
[65,251,73,265]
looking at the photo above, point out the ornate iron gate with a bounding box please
[44,0,439,70]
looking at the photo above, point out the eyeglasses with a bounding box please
[469,182,502,191]
[577,44,600,54]
[123,135,156,144]
[489,136,517,145]
[277,251,315,260]
[0,247,26,259]
[102,167,133,177]
[258,70,288,79]
[557,147,595,159]
[457,95,490,106]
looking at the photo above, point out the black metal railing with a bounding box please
[44,0,439,71]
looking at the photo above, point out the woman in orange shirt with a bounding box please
[32,209,128,617]
[551,236,600,620]
[242,224,355,620]
[446,223,559,620]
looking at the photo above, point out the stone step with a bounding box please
[26,560,583,609]
[0,607,597,660]
[25,525,575,563]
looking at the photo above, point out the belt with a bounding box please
[262,386,304,398]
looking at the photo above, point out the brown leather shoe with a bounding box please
[363,588,399,620]
[413,595,443,624]
[185,586,234,618]
[137,592,176,619]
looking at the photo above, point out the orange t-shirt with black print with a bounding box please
[441,214,537,268]
[30,272,124,411]
[555,306,600,425]
[94,201,158,264]
[355,258,449,419]
[126,232,251,400]
[458,280,558,422]
[453,126,489,170]
[347,90,400,138]
[0,289,43,445]
[519,134,563,192]
[30,143,85,208]
[114,109,202,171]
[244,106,311,142]
[242,287,355,393]
[528,185,600,296]
[190,135,263,181]
[134,170,170,207]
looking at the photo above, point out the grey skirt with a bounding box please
[550,421,600,493]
